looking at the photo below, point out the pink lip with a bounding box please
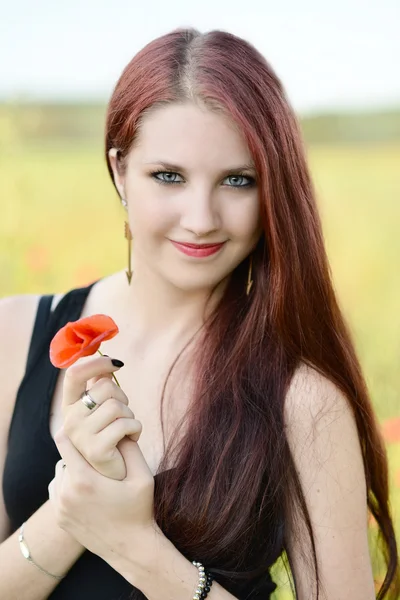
[170,240,226,257]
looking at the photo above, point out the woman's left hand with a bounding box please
[48,360,158,564]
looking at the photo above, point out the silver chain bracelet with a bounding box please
[18,522,65,581]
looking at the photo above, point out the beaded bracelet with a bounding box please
[191,561,214,599]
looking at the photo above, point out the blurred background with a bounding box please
[0,0,399,596]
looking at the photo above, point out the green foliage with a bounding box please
[1,101,400,146]
[301,108,400,144]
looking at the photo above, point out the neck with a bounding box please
[99,264,227,349]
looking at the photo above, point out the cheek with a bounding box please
[225,195,261,238]
[128,197,175,239]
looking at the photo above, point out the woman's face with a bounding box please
[108,102,262,293]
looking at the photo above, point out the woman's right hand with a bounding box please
[60,355,142,481]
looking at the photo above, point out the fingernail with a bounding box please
[111,358,124,368]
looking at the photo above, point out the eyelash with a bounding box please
[150,170,256,188]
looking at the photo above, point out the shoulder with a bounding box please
[0,294,41,408]
[283,361,363,495]
[0,295,40,541]
[0,294,41,455]
[282,362,374,598]
[0,290,66,348]
[0,291,66,403]
[0,294,41,377]
[283,361,355,435]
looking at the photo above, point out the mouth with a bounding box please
[169,240,227,258]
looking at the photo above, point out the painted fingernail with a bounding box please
[111,358,124,368]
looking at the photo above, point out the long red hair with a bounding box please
[105,28,399,599]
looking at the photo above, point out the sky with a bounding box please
[1,0,399,114]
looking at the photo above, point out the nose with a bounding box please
[180,190,221,238]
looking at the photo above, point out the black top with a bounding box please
[2,282,277,599]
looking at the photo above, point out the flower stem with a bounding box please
[97,349,121,388]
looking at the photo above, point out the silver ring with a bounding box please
[80,391,98,410]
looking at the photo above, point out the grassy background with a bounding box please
[0,103,399,596]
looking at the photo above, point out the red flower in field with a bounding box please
[381,417,400,444]
[49,314,119,369]
[26,245,50,273]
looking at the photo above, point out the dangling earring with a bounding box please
[246,255,253,296]
[122,198,133,285]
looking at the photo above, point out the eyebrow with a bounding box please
[143,160,257,174]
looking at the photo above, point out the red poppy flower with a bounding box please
[381,417,400,444]
[49,314,119,369]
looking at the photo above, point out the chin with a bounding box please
[167,276,223,294]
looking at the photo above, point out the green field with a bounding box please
[0,117,399,596]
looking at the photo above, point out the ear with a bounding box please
[108,148,126,200]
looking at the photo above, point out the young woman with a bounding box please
[0,28,398,600]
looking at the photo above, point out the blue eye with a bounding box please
[150,170,256,188]
[151,171,183,184]
[224,175,254,187]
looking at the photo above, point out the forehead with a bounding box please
[130,102,252,166]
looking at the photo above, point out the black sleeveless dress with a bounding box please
[2,282,278,599]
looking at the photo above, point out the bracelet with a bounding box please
[191,561,214,599]
[18,522,65,581]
